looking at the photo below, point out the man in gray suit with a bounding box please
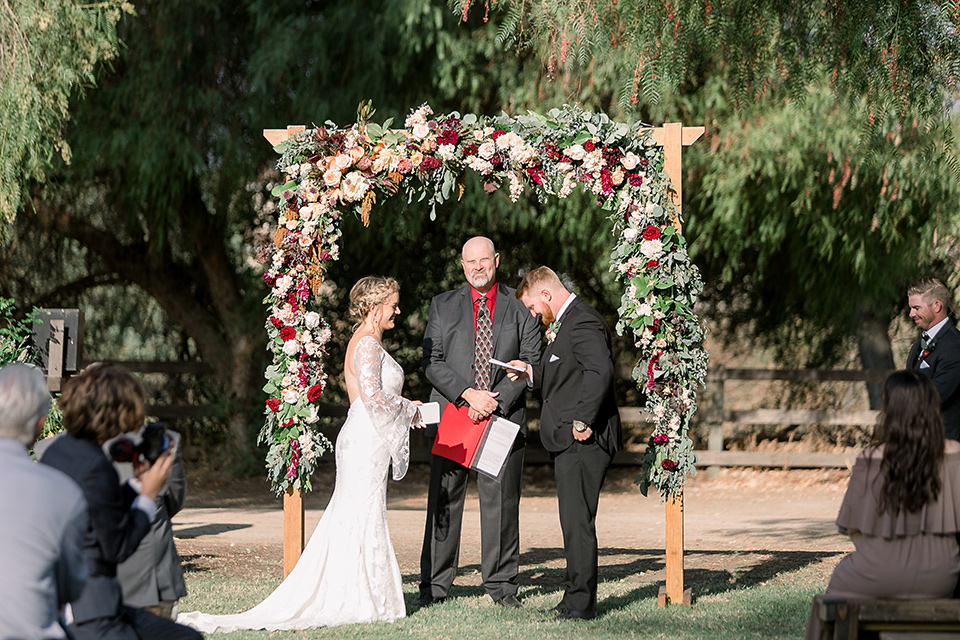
[416,236,541,609]
[0,364,88,640]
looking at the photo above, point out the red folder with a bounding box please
[431,404,520,478]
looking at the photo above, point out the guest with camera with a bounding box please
[40,364,202,640]
[110,423,188,620]
[0,364,88,640]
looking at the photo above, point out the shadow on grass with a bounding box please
[406,546,844,607]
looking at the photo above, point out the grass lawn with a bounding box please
[179,561,826,639]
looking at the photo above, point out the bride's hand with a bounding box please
[411,406,426,429]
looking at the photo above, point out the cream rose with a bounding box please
[281,387,300,404]
[304,311,321,329]
[323,168,341,187]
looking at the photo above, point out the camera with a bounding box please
[109,422,170,465]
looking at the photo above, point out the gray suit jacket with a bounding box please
[0,439,88,640]
[422,282,542,435]
[114,429,187,606]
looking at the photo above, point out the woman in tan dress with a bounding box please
[806,369,960,640]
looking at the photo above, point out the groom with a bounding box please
[417,236,541,608]
[507,266,621,620]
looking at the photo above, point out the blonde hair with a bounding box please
[348,276,400,329]
[908,277,953,312]
[515,266,563,299]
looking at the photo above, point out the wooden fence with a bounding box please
[103,361,892,471]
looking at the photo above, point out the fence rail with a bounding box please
[97,361,887,471]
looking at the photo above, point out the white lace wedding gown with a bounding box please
[178,336,418,632]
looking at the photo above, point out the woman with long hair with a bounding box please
[806,370,960,639]
[180,276,423,632]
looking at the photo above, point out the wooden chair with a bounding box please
[815,596,960,640]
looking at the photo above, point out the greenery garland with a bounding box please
[263,102,707,498]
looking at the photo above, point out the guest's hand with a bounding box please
[461,388,499,418]
[137,450,175,502]
[504,360,531,382]
[467,407,489,422]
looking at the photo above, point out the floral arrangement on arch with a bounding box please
[261,101,708,499]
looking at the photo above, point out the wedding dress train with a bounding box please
[178,336,418,632]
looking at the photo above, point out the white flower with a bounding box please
[305,311,321,329]
[638,302,653,316]
[276,303,295,324]
[623,228,638,243]
[306,405,319,424]
[478,142,496,160]
[582,150,604,173]
[298,162,313,178]
[317,326,332,344]
[286,361,299,374]
[340,171,370,202]
[282,340,301,356]
[556,162,572,173]
[640,238,664,260]
[621,152,640,170]
[655,339,667,348]
[412,123,430,139]
[508,173,524,202]
[304,341,319,356]
[281,387,300,404]
[284,217,299,231]
[669,416,681,432]
[564,144,586,161]
[646,201,656,214]
[437,145,457,162]
[274,275,293,294]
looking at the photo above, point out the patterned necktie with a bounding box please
[915,332,931,368]
[475,295,493,390]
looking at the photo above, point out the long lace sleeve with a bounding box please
[354,336,418,480]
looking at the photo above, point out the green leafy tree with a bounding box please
[0,0,130,226]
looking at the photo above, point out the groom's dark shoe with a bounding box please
[494,594,521,609]
[551,608,596,621]
[413,593,446,608]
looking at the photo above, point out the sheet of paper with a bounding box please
[473,415,521,478]
[489,357,526,372]
[419,401,441,425]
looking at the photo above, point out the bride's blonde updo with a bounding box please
[349,276,400,329]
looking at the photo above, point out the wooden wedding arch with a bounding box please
[262,106,704,607]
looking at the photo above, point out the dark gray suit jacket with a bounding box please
[907,318,960,440]
[422,282,541,434]
[40,434,152,623]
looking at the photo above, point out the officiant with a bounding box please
[416,236,541,609]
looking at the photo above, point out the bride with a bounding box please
[179,276,423,632]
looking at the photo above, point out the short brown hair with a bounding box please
[908,277,953,311]
[515,266,562,299]
[59,364,146,444]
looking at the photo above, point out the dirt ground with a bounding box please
[173,463,854,592]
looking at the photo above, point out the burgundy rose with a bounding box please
[491,129,506,140]
[266,398,281,412]
[583,140,596,152]
[645,260,659,269]
[420,156,442,173]
[463,144,478,156]
[600,168,614,194]
[270,317,283,329]
[652,433,669,445]
[642,225,661,241]
[526,167,545,185]
[628,173,644,187]
[307,384,323,402]
[280,326,297,341]
[437,129,460,146]
[661,459,678,471]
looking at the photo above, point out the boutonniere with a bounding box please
[921,341,936,360]
[545,320,561,344]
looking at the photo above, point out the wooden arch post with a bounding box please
[262,121,705,587]
[264,125,307,578]
[647,122,705,607]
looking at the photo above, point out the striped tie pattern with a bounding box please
[475,296,493,390]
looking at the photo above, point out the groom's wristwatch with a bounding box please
[573,420,589,433]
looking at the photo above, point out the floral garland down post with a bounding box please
[260,102,707,498]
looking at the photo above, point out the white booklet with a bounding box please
[418,401,442,425]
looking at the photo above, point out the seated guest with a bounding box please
[0,364,88,640]
[114,424,188,619]
[806,370,960,640]
[40,364,201,640]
